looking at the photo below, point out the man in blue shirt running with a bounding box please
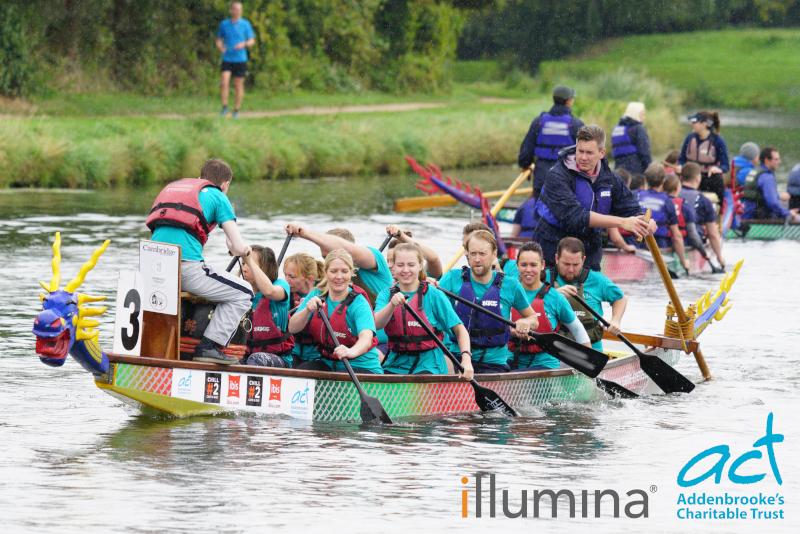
[216,2,255,118]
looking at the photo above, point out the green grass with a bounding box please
[540,28,800,110]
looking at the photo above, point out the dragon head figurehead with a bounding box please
[33,232,111,375]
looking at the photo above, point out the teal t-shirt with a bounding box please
[151,185,236,261]
[291,290,320,363]
[511,285,577,370]
[503,259,519,280]
[355,246,393,296]
[251,279,292,366]
[374,285,463,375]
[545,269,623,351]
[298,288,384,374]
[438,268,530,366]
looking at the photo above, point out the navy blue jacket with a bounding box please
[517,104,584,169]
[613,117,652,174]
[517,104,583,196]
[533,148,643,253]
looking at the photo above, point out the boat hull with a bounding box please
[96,350,681,422]
[728,220,800,241]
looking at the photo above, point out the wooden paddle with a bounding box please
[571,293,695,394]
[436,286,608,378]
[395,187,534,212]
[317,310,393,424]
[644,233,712,380]
[445,167,532,271]
[401,302,518,417]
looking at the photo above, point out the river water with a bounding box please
[0,176,798,534]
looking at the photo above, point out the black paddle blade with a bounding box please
[531,333,608,378]
[596,378,639,399]
[639,353,696,394]
[360,394,393,424]
[472,381,518,416]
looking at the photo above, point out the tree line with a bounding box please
[1,0,798,98]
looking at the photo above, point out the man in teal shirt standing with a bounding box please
[147,159,253,364]
[216,2,255,118]
[546,237,627,352]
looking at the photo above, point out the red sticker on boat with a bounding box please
[269,378,282,407]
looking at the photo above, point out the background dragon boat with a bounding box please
[726,219,800,241]
[32,232,742,422]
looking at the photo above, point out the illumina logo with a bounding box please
[459,473,648,519]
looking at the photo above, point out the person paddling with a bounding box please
[530,125,655,270]
[547,238,627,352]
[678,111,729,206]
[288,250,383,374]
[612,102,652,175]
[509,242,591,370]
[518,85,585,198]
[742,147,799,222]
[680,163,726,270]
[637,163,690,272]
[283,252,324,367]
[374,243,473,378]
[285,224,393,304]
[438,230,538,374]
[241,245,293,367]
[146,159,252,365]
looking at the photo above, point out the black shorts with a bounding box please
[221,61,247,78]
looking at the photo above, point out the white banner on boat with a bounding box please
[139,240,180,316]
[171,368,316,420]
[112,270,144,356]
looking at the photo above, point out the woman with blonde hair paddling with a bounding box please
[283,252,324,368]
[374,243,473,378]
[288,249,383,374]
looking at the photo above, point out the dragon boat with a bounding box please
[33,233,741,422]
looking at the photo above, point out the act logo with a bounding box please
[677,412,783,487]
[292,384,310,405]
[175,372,192,396]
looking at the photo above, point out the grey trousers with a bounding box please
[181,261,253,346]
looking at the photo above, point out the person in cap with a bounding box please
[611,102,652,175]
[733,142,760,187]
[518,85,585,197]
[678,111,729,205]
[528,125,656,270]
[742,147,799,221]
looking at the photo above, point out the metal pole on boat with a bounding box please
[444,165,532,271]
[644,234,713,380]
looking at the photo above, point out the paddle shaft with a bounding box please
[445,167,532,271]
[226,256,240,273]
[378,233,394,253]
[276,235,293,267]
[317,310,372,399]
[401,302,517,416]
[570,294,644,358]
[645,234,712,380]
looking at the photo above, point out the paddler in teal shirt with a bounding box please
[545,237,627,352]
[438,230,538,373]
[374,243,473,377]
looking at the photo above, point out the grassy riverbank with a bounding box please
[0,71,683,188]
[540,28,800,110]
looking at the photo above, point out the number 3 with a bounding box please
[121,289,141,351]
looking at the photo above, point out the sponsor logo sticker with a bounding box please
[269,377,282,408]
[246,376,263,407]
[204,372,221,404]
[227,375,241,405]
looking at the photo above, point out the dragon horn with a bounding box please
[40,232,62,293]
[65,240,110,293]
